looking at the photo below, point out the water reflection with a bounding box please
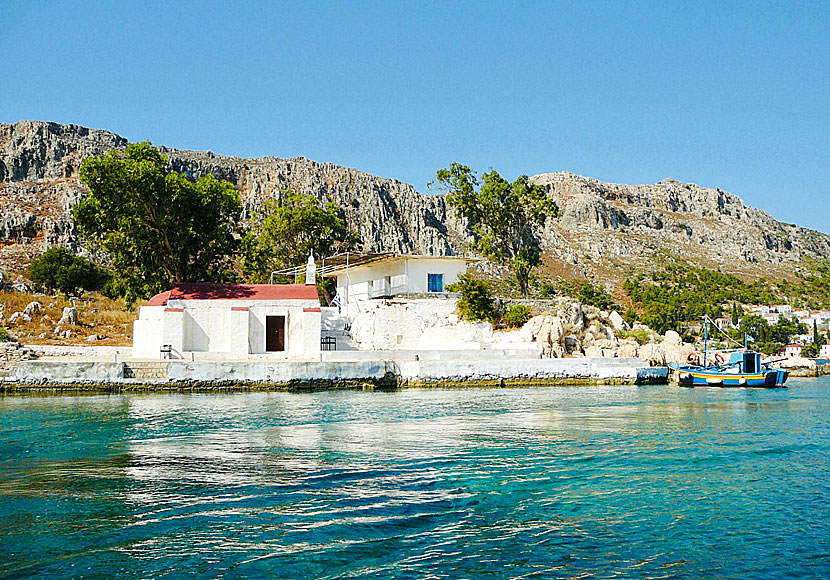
[1,381,829,579]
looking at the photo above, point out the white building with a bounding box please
[133,282,322,360]
[321,253,472,315]
[820,344,830,358]
[782,344,804,358]
[762,313,780,325]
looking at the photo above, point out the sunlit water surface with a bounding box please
[1,379,829,579]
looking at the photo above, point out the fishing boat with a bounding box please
[668,316,789,388]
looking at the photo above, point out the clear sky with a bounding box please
[2,1,828,233]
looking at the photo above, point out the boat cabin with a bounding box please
[726,350,762,373]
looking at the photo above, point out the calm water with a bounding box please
[1,380,829,579]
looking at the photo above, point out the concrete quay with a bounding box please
[4,355,668,392]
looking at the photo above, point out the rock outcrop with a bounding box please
[3,120,830,290]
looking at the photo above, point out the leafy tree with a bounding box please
[504,304,531,328]
[28,247,109,297]
[447,274,496,322]
[242,191,361,283]
[803,342,819,357]
[431,163,559,296]
[74,142,242,302]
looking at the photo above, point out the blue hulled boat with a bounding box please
[669,350,788,387]
[668,316,789,388]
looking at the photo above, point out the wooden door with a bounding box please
[266,315,286,351]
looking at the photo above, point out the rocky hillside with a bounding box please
[2,120,829,293]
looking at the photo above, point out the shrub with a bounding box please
[0,327,15,343]
[562,280,619,311]
[447,274,496,322]
[617,328,651,345]
[28,248,109,297]
[504,304,531,328]
[539,281,557,298]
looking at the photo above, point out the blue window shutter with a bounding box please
[428,273,443,292]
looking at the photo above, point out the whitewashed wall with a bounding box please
[132,299,321,360]
[334,258,468,313]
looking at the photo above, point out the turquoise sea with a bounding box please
[1,378,829,579]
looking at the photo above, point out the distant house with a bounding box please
[320,253,473,314]
[133,282,322,360]
[782,344,804,358]
[820,344,830,358]
[762,313,780,325]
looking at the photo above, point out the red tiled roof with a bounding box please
[147,291,171,306]
[145,284,319,305]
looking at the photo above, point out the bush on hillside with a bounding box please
[447,274,496,323]
[28,248,109,297]
[0,327,16,343]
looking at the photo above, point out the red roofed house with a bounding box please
[782,344,804,358]
[133,259,322,359]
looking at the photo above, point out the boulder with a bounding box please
[549,316,565,344]
[525,314,549,339]
[561,302,584,331]
[640,342,665,365]
[564,335,581,354]
[584,345,604,358]
[594,338,618,350]
[58,307,78,326]
[663,330,683,346]
[663,341,696,365]
[618,340,639,358]
[23,301,41,316]
[87,334,101,342]
[536,318,553,358]
[8,312,31,325]
[582,332,595,347]
[609,310,628,331]
[59,329,71,339]
[771,356,817,370]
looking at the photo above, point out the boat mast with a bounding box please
[703,315,708,367]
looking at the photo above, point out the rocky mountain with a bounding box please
[2,120,829,293]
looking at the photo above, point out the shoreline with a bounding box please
[1,357,668,393]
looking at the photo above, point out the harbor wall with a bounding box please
[7,357,666,390]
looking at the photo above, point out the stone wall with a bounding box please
[0,342,32,370]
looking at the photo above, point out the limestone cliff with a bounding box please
[2,120,828,290]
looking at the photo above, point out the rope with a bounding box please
[706,315,745,348]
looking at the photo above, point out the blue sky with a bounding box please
[2,1,828,233]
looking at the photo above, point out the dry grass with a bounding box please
[0,290,138,345]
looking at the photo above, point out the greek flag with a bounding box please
[331,292,342,313]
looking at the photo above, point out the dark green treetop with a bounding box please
[27,247,108,297]
[241,191,361,283]
[74,142,242,302]
[431,163,559,296]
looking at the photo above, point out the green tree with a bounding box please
[447,274,496,322]
[74,142,242,302]
[27,247,109,297]
[431,163,559,296]
[803,342,819,357]
[242,191,361,283]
